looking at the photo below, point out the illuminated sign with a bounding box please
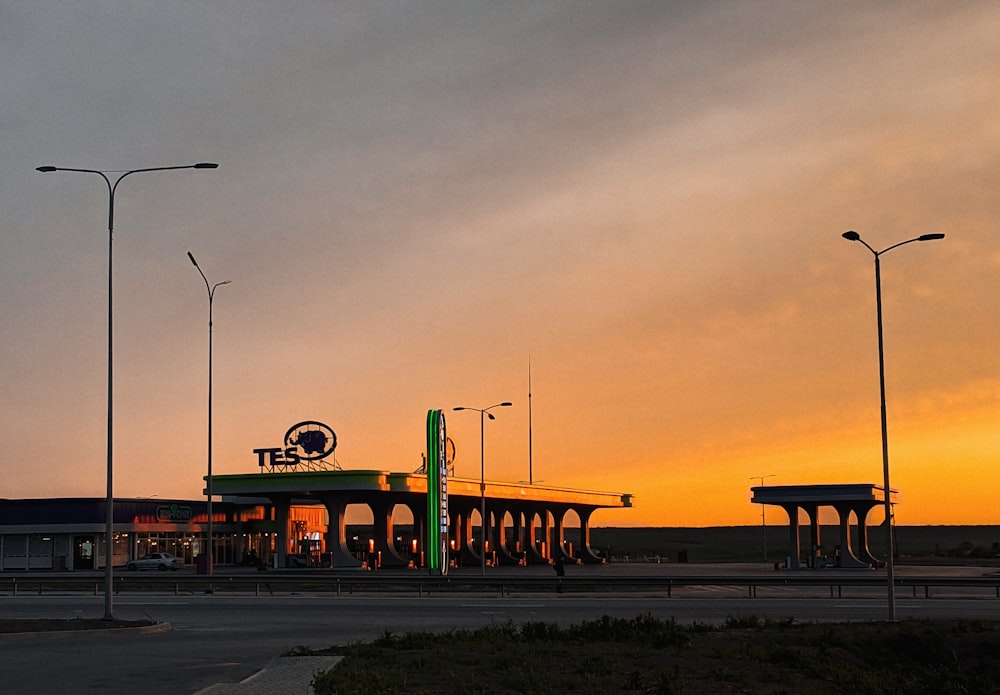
[425,409,449,576]
[253,420,338,472]
[156,504,193,523]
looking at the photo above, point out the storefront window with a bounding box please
[133,531,237,566]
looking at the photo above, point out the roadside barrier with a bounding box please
[2,573,1000,599]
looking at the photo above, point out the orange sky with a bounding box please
[3,2,999,527]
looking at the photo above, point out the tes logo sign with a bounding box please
[253,420,337,471]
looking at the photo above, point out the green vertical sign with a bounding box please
[426,409,448,575]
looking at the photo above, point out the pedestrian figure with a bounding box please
[553,555,565,577]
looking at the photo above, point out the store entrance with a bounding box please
[73,536,95,570]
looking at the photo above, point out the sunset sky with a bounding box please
[2,2,998,528]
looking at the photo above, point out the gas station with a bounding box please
[750,483,898,569]
[211,468,633,571]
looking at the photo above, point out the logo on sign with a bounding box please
[253,420,339,472]
[156,504,193,522]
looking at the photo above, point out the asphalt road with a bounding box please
[4,571,1000,693]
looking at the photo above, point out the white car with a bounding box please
[125,552,182,571]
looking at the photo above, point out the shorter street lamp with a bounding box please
[453,402,512,575]
[841,229,944,622]
[187,252,230,578]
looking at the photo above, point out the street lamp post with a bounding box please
[842,229,944,622]
[528,358,533,485]
[187,252,230,579]
[750,474,775,562]
[453,402,512,575]
[36,162,218,618]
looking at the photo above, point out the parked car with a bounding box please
[125,552,182,571]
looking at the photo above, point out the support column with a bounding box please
[408,501,426,568]
[540,510,552,561]
[484,501,496,566]
[371,498,407,568]
[832,503,868,568]
[511,508,525,560]
[575,507,603,564]
[524,509,547,564]
[495,507,521,566]
[854,502,880,566]
[803,504,821,567]
[319,496,361,568]
[782,504,801,569]
[448,507,462,567]
[551,507,570,560]
[460,502,481,567]
[272,496,291,569]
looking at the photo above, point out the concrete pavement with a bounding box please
[195,656,342,695]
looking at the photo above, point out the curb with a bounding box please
[0,621,171,641]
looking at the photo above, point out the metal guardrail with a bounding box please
[2,573,1000,599]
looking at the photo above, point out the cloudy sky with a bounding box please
[2,1,998,527]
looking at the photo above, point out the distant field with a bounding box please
[587,525,1000,564]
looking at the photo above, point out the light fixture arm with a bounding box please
[843,230,945,258]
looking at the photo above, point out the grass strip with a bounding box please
[295,615,1000,694]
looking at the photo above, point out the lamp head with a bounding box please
[487,412,496,420]
[918,233,945,241]
[452,407,466,412]
[187,251,199,267]
[499,402,513,407]
[193,162,219,169]
[36,166,57,172]
[842,231,861,241]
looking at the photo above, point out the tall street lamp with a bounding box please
[453,402,512,575]
[750,474,775,562]
[187,252,230,579]
[842,229,944,621]
[36,162,218,618]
